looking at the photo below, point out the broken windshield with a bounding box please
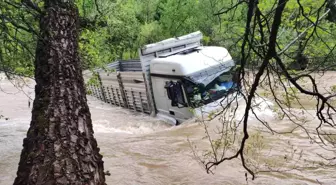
[186,60,235,87]
[183,71,238,107]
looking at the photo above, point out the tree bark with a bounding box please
[14,1,106,184]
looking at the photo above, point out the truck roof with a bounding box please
[150,46,233,76]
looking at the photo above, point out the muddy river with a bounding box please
[0,75,335,185]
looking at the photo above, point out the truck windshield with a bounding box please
[184,71,237,107]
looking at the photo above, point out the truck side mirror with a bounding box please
[165,82,177,106]
[164,81,186,107]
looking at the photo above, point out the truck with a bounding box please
[83,31,239,125]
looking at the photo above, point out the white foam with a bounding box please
[93,124,134,134]
[92,119,170,135]
[233,97,275,122]
[251,97,275,118]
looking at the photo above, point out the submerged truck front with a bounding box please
[139,31,239,124]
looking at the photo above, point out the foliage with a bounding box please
[1,0,335,77]
[0,1,38,77]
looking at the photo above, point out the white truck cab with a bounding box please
[139,31,238,124]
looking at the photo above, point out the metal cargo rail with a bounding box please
[83,60,152,114]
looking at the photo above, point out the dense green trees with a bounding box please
[0,0,39,77]
[1,0,335,76]
[95,0,336,67]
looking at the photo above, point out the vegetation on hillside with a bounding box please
[1,0,335,76]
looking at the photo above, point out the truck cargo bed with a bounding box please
[83,60,151,114]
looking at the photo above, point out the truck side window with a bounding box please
[164,81,186,107]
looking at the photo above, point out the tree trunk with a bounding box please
[14,1,106,184]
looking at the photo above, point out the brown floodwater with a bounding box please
[0,75,335,185]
